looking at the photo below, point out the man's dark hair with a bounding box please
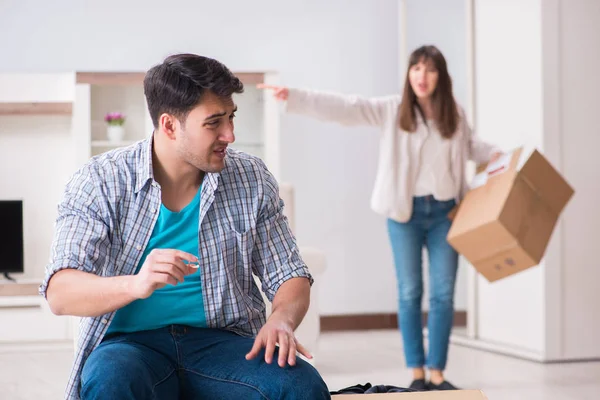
[144,53,244,128]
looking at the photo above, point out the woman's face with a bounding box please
[408,59,439,100]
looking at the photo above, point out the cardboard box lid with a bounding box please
[468,147,573,204]
[475,147,573,215]
[334,390,488,399]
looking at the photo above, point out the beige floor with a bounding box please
[1,329,599,399]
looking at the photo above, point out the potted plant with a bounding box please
[105,112,126,143]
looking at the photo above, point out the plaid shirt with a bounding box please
[39,138,312,400]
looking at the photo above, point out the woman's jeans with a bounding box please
[387,196,459,370]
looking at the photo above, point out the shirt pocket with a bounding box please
[223,228,255,281]
[221,228,262,311]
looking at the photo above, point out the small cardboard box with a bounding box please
[334,390,488,399]
[447,147,574,282]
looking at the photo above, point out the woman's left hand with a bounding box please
[490,151,503,163]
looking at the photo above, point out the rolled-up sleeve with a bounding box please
[251,161,313,302]
[286,88,394,128]
[39,167,111,298]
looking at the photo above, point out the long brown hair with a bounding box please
[399,45,459,138]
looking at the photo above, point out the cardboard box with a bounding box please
[447,147,574,282]
[334,390,488,399]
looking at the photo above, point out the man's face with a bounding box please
[175,91,237,173]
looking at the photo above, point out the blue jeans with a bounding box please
[387,196,459,370]
[81,325,330,400]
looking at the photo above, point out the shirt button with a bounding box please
[101,318,108,324]
[136,245,142,251]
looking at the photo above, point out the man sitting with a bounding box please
[40,53,330,400]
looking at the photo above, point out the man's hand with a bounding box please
[245,312,312,367]
[132,249,199,299]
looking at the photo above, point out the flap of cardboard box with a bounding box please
[334,390,488,399]
[517,149,574,215]
[499,174,560,263]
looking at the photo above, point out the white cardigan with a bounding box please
[285,88,499,223]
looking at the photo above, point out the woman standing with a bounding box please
[259,45,501,391]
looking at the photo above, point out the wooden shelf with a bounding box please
[91,140,139,147]
[0,282,40,297]
[77,72,145,86]
[76,72,265,86]
[0,102,72,116]
[235,73,265,85]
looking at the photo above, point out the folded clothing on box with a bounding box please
[330,382,416,395]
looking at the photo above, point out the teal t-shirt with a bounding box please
[107,186,206,334]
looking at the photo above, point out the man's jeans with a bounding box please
[81,325,330,399]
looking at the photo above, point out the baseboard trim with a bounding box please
[449,333,546,362]
[450,333,600,364]
[0,340,73,354]
[320,311,467,332]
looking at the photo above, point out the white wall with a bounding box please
[0,0,400,316]
[473,0,545,353]
[555,0,600,359]
[403,0,470,312]
[404,0,469,107]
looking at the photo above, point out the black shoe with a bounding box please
[428,380,460,391]
[409,379,428,391]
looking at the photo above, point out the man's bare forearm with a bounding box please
[46,269,138,317]
[269,277,311,330]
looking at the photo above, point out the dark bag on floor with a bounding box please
[330,382,416,395]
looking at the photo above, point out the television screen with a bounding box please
[0,201,24,274]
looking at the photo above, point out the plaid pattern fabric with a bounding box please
[39,138,312,400]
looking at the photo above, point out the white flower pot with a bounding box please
[107,125,125,143]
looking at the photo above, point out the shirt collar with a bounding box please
[135,137,154,193]
[134,136,222,194]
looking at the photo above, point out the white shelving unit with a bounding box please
[0,73,76,344]
[89,85,151,156]
[91,140,140,147]
[72,73,152,160]
[72,71,281,177]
